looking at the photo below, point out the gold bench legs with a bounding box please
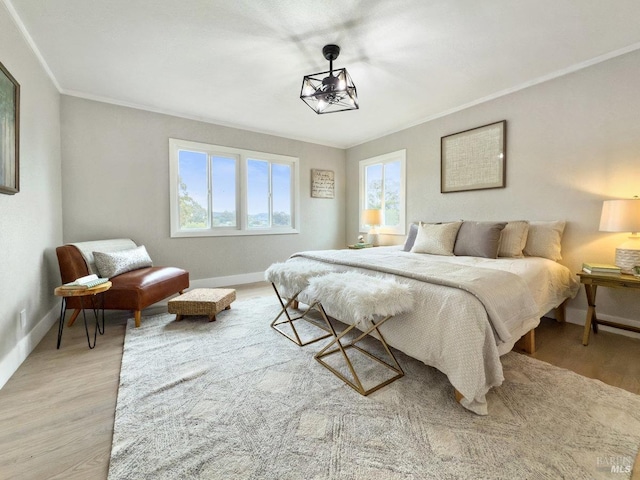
[314,303,404,396]
[270,283,331,347]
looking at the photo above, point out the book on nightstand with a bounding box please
[348,243,373,249]
[582,262,621,275]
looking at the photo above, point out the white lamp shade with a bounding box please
[599,197,640,273]
[362,209,382,226]
[599,198,640,233]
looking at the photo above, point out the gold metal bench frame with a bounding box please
[270,283,332,347]
[314,303,404,396]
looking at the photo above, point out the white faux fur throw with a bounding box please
[307,272,414,326]
[264,262,334,297]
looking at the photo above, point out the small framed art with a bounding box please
[311,169,335,198]
[0,61,20,195]
[441,120,506,193]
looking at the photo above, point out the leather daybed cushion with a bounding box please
[56,239,189,327]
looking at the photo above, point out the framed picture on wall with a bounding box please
[311,169,335,198]
[441,120,506,193]
[0,61,20,195]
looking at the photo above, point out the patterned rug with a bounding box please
[108,295,640,479]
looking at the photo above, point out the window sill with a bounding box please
[171,228,300,238]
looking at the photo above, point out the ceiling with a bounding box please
[6,0,640,148]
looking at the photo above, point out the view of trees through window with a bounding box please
[177,150,291,230]
[365,160,401,228]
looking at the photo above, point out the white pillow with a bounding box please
[93,245,153,278]
[411,222,462,256]
[523,221,566,261]
[498,221,529,258]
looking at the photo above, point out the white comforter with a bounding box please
[287,246,580,415]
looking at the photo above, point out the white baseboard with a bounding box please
[565,306,640,340]
[3,287,634,390]
[0,304,59,389]
[189,271,266,289]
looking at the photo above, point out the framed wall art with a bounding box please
[441,120,506,193]
[0,61,20,195]
[311,169,335,198]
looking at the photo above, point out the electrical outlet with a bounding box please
[20,309,26,329]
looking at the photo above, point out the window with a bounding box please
[170,139,299,237]
[359,150,406,235]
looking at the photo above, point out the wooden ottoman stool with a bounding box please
[168,288,236,322]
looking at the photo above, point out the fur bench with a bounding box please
[306,272,414,395]
[265,262,334,346]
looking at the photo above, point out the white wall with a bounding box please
[60,96,346,283]
[346,49,640,330]
[0,3,62,386]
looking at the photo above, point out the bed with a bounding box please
[279,221,580,415]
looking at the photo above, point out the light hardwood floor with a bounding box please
[1,282,639,479]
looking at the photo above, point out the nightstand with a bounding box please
[577,272,640,345]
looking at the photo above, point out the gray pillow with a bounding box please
[93,245,153,278]
[402,223,419,251]
[454,221,507,258]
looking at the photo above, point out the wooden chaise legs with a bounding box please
[69,289,187,329]
[67,309,82,327]
[69,308,143,327]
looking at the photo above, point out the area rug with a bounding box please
[108,295,640,479]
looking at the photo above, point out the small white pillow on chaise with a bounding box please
[93,245,153,278]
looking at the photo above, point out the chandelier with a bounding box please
[300,44,359,114]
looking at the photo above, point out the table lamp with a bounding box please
[599,196,640,274]
[362,209,382,246]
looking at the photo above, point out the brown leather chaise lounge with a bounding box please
[56,240,189,327]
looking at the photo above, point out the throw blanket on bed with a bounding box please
[291,249,539,344]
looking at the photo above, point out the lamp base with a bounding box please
[615,235,640,274]
[615,247,640,274]
[367,228,379,247]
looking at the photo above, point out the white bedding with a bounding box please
[286,246,580,415]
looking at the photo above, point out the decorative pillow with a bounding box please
[402,223,419,252]
[411,222,462,256]
[93,245,153,278]
[454,221,507,258]
[523,221,566,261]
[498,221,530,258]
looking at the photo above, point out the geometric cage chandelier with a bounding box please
[300,44,359,114]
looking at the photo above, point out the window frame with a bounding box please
[169,138,300,237]
[358,149,406,235]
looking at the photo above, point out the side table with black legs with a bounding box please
[54,281,112,349]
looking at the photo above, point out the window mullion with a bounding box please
[207,154,213,230]
[240,156,248,231]
[268,162,273,228]
[380,165,386,227]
